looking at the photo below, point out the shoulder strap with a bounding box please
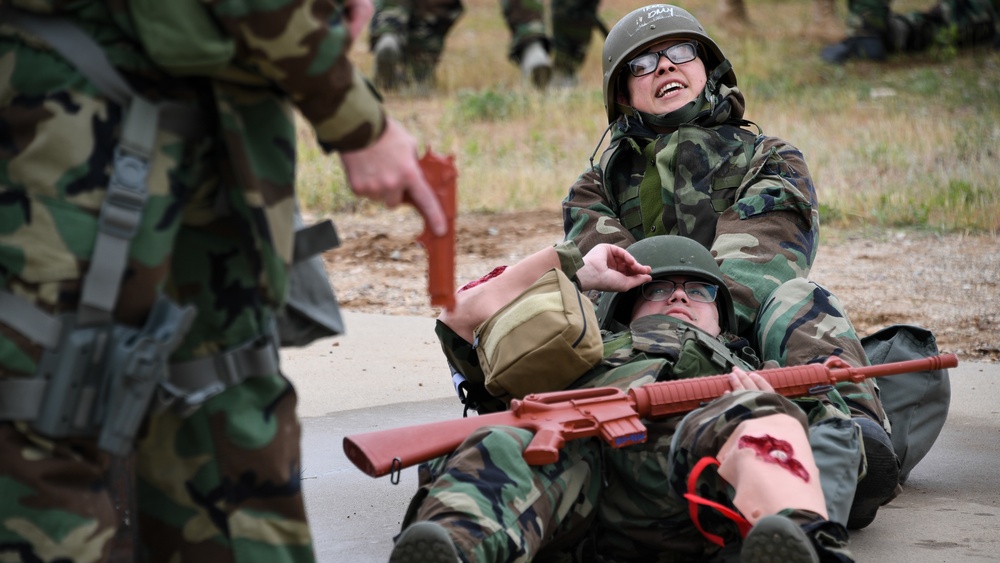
[7,11,205,326]
[7,12,205,139]
[687,327,755,371]
[77,95,159,325]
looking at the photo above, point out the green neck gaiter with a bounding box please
[634,91,709,131]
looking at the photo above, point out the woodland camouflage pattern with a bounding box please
[411,317,854,562]
[369,0,465,77]
[562,85,887,427]
[370,0,601,74]
[0,0,384,559]
[501,0,601,73]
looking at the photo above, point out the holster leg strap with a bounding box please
[165,333,280,409]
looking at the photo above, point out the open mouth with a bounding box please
[656,81,685,98]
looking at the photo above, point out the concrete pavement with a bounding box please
[285,311,1000,562]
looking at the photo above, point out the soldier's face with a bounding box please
[631,276,721,336]
[625,40,707,116]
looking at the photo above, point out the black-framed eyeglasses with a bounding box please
[626,41,699,77]
[639,280,718,303]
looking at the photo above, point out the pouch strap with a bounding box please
[8,10,207,327]
[0,291,84,422]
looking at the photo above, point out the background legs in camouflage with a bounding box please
[369,0,465,90]
[369,0,602,91]
[502,0,602,88]
[136,375,313,562]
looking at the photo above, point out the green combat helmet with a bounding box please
[596,235,737,333]
[602,4,738,123]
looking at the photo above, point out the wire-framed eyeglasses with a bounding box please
[626,41,699,77]
[639,280,718,303]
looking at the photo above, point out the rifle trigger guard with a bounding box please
[390,458,403,485]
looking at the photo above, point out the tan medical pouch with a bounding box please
[474,268,603,403]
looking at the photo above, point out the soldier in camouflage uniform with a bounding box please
[370,0,601,89]
[501,0,603,88]
[820,0,999,63]
[369,0,465,89]
[390,235,854,562]
[0,0,446,561]
[560,4,897,531]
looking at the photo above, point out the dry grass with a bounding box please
[297,0,1000,234]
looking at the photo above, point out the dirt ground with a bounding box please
[322,208,999,364]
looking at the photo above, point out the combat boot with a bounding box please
[405,53,438,95]
[389,521,460,563]
[519,40,552,89]
[742,511,854,563]
[847,417,900,529]
[742,514,819,563]
[374,33,406,90]
[550,55,579,89]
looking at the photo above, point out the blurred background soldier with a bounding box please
[821,0,999,63]
[503,0,603,88]
[370,0,603,89]
[370,0,465,90]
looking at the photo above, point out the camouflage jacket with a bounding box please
[2,0,383,307]
[438,311,765,415]
[6,0,386,153]
[575,314,759,393]
[563,87,819,337]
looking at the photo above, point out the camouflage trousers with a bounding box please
[845,0,998,50]
[0,34,314,562]
[370,0,602,75]
[755,278,887,428]
[370,0,465,73]
[501,0,602,74]
[401,391,837,562]
[0,375,313,562]
[753,278,884,525]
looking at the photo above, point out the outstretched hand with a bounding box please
[338,118,447,236]
[575,244,652,293]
